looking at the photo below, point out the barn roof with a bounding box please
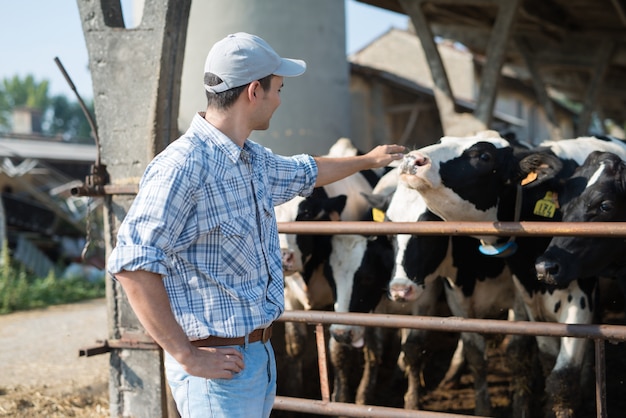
[0,136,96,164]
[357,0,626,124]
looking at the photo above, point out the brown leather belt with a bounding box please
[190,325,273,348]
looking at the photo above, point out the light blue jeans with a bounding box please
[164,340,276,418]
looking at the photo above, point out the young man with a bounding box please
[107,32,405,417]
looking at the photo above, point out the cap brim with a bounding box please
[274,58,306,77]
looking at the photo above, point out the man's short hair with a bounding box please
[204,73,273,109]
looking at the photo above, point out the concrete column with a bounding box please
[179,0,350,156]
[76,1,191,417]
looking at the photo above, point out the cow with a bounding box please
[325,168,467,408]
[367,177,518,416]
[535,151,626,290]
[276,138,383,276]
[275,138,398,406]
[396,131,626,417]
[277,163,459,408]
[274,137,381,406]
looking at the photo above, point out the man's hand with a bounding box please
[314,143,407,187]
[363,144,406,168]
[182,346,245,379]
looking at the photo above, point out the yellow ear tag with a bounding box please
[372,207,385,222]
[533,191,559,218]
[521,171,538,186]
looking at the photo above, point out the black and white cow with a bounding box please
[324,168,462,407]
[536,151,626,289]
[275,138,381,404]
[397,131,626,417]
[276,148,382,276]
[275,138,399,406]
[370,176,517,416]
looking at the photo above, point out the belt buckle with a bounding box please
[261,326,271,343]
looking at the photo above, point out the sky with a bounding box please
[0,1,408,100]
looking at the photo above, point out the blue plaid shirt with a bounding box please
[107,113,317,339]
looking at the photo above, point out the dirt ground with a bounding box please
[0,298,109,418]
[1,295,625,418]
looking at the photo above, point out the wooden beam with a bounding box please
[515,36,561,139]
[474,0,522,126]
[399,0,457,127]
[610,0,626,27]
[401,0,490,135]
[577,39,616,136]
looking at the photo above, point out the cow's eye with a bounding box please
[479,152,492,162]
[599,201,613,213]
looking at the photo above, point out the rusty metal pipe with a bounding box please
[71,184,139,196]
[278,221,626,237]
[315,323,331,403]
[278,310,626,342]
[595,339,608,418]
[274,396,486,417]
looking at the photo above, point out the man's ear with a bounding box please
[247,81,260,101]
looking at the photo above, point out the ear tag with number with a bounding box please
[533,191,559,218]
[372,208,385,222]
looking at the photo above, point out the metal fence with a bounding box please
[273,221,626,418]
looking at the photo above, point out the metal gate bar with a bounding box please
[278,220,626,237]
[276,311,625,417]
[275,220,626,417]
[274,396,491,417]
[279,311,626,341]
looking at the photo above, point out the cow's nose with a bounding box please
[388,280,418,302]
[535,258,559,285]
[401,152,429,175]
[411,152,429,166]
[330,327,354,345]
[282,249,295,270]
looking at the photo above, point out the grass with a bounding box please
[0,241,105,314]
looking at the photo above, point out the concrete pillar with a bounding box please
[179,0,350,156]
[76,1,191,417]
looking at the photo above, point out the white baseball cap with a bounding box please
[204,32,307,94]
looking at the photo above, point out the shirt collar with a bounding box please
[191,112,248,164]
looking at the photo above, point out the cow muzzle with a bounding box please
[388,277,421,302]
[535,258,559,286]
[281,248,298,274]
[330,324,365,348]
[401,152,430,175]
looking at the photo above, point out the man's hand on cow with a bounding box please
[365,144,407,168]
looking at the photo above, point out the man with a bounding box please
[107,32,405,418]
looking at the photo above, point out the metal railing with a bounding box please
[273,221,626,418]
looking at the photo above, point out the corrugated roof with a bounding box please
[0,137,96,163]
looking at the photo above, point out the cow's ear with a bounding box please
[518,153,563,187]
[361,192,392,212]
[326,194,347,214]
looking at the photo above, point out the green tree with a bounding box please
[0,74,94,143]
[0,74,50,131]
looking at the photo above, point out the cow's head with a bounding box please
[363,183,451,304]
[398,131,562,244]
[328,233,394,347]
[536,151,626,286]
[275,190,346,275]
